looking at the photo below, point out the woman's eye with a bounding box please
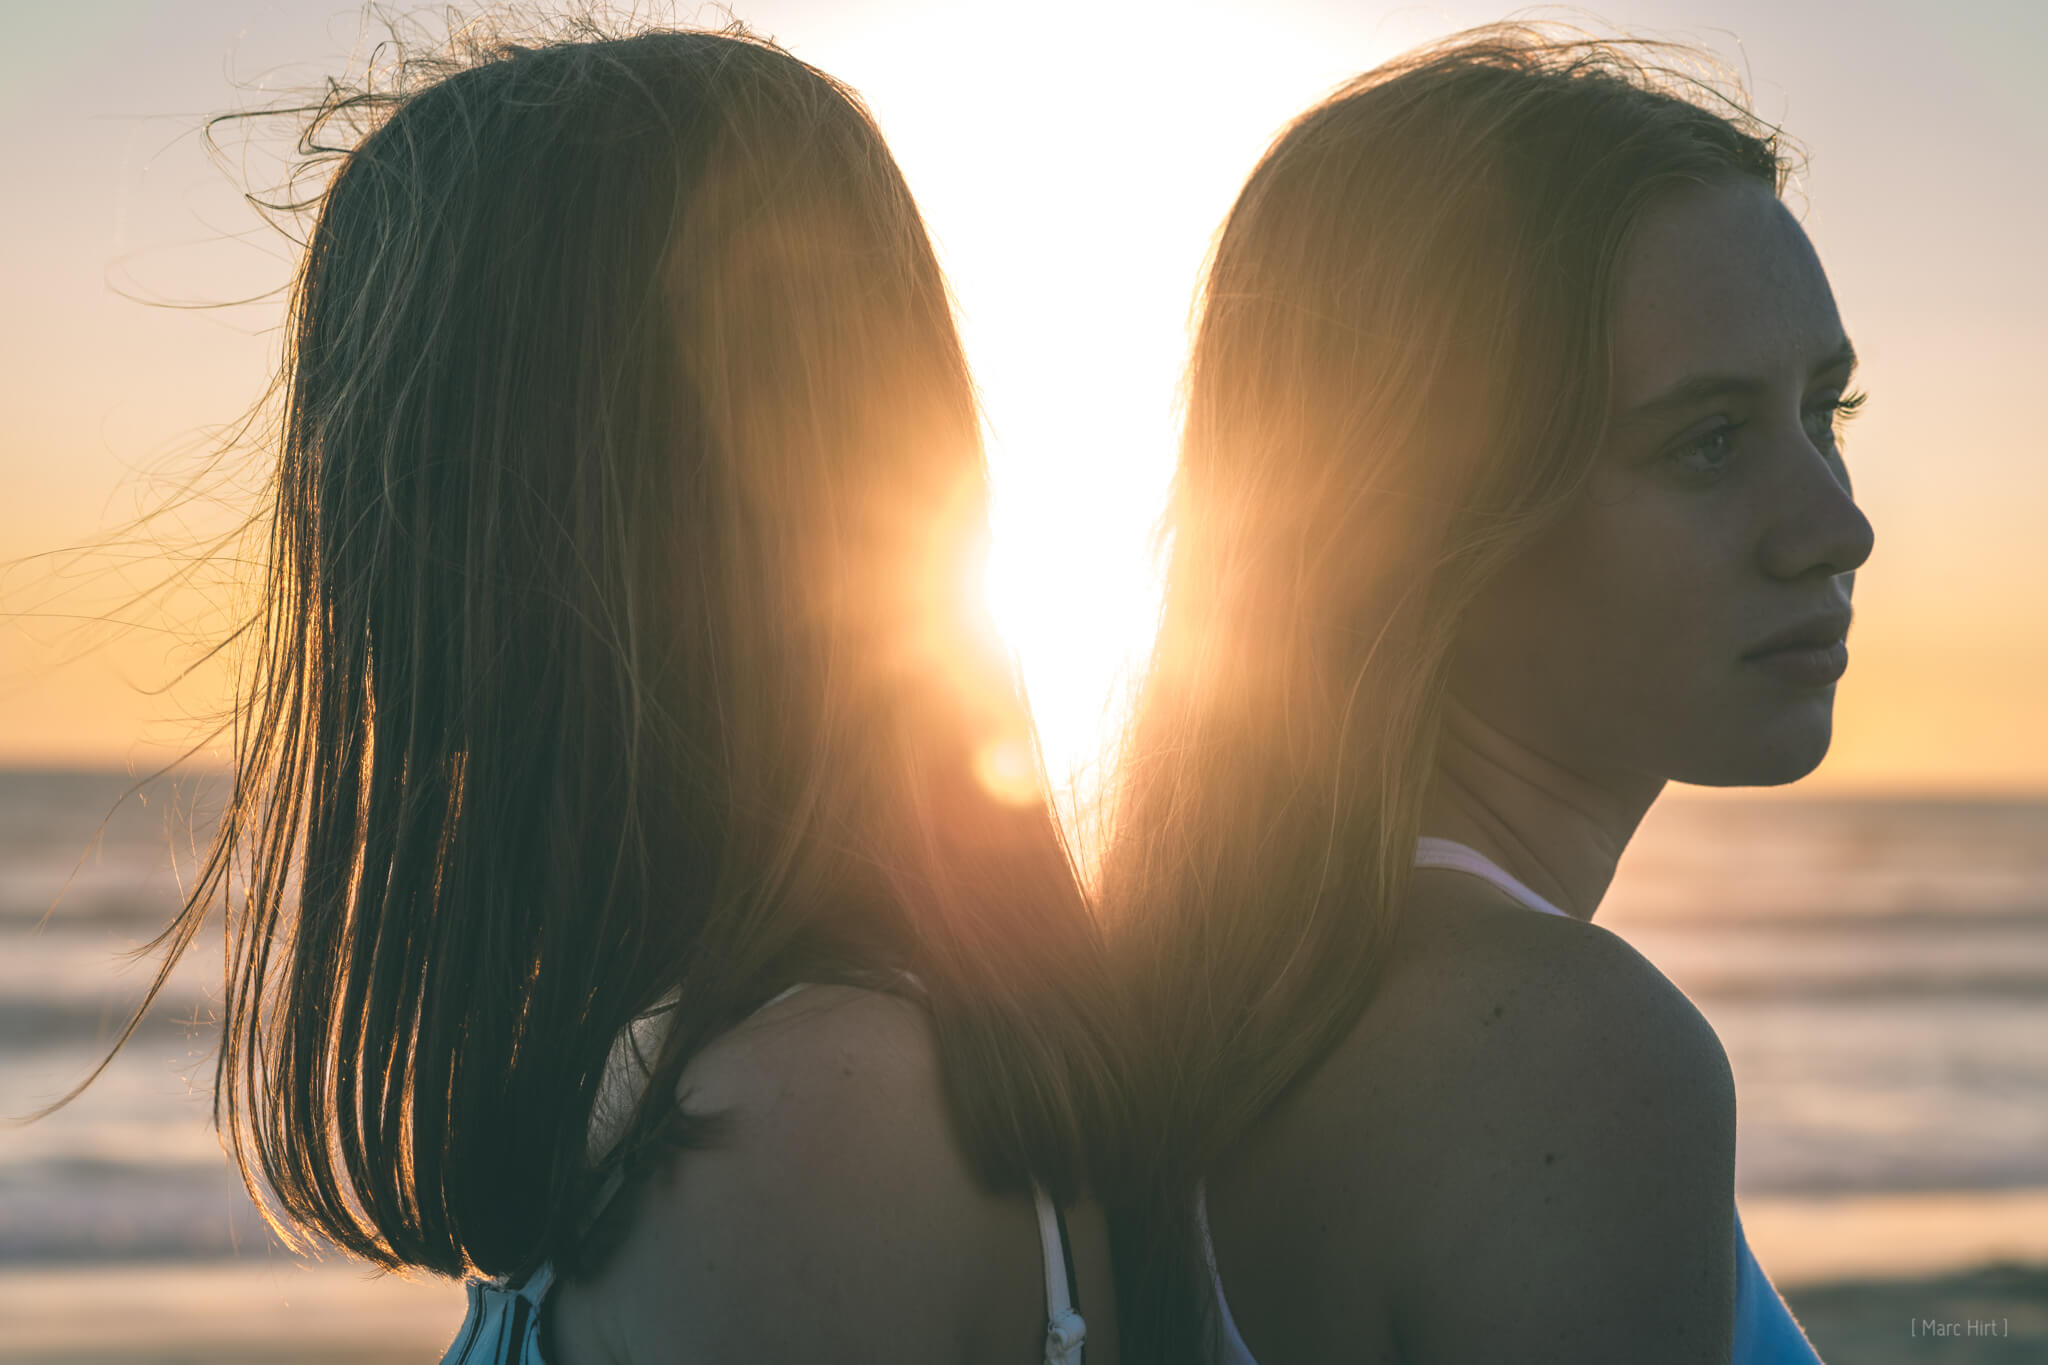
[1804,388,1868,448]
[1669,422,1740,479]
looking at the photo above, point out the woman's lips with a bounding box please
[1744,639,1849,686]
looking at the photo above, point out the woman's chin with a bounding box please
[1677,710,1836,789]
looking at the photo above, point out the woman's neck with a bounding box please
[1417,694,1664,921]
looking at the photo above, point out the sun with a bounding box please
[979,429,1173,850]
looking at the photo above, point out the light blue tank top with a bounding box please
[1197,837,1825,1364]
[438,983,1088,1365]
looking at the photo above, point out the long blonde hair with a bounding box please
[1101,27,1786,1357]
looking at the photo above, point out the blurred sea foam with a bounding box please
[4,769,2047,1286]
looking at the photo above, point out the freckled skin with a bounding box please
[1451,178,1875,790]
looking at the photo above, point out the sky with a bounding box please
[1,0,2042,791]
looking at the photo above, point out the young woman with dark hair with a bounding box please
[88,20,1121,1364]
[1103,27,1863,1364]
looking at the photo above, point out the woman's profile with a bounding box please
[80,18,1121,1364]
[1103,27,1866,1364]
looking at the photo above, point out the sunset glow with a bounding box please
[982,435,1171,815]
[1,0,2044,799]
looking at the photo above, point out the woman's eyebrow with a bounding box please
[1813,336,1859,380]
[1623,336,1860,423]
[1625,371,1765,421]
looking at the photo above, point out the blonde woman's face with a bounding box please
[1451,178,1874,788]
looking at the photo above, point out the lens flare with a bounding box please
[973,734,1043,806]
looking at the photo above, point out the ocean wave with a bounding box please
[0,997,215,1051]
[1680,971,2048,1002]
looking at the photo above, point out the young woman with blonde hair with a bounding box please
[94,20,1120,1364]
[1105,27,1863,1364]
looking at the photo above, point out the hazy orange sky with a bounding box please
[2,0,2043,790]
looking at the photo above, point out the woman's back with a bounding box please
[1203,866,1737,1364]
[470,986,1116,1364]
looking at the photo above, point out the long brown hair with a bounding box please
[87,18,1122,1281]
[1100,27,1787,1358]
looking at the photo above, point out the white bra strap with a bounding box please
[1034,1185,1073,1319]
[756,981,813,1014]
[1413,836,1572,919]
[1032,1185,1087,1365]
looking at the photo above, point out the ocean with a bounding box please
[3,768,2046,1354]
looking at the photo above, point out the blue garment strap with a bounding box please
[1731,1208,1824,1363]
[438,1265,554,1365]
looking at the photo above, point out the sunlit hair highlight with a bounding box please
[89,15,1121,1282]
[1099,25,1789,1359]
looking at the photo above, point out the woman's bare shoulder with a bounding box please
[555,986,1050,1365]
[1209,878,1737,1363]
[682,983,948,1116]
[1373,874,1733,1099]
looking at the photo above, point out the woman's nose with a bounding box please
[1757,436,1875,584]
